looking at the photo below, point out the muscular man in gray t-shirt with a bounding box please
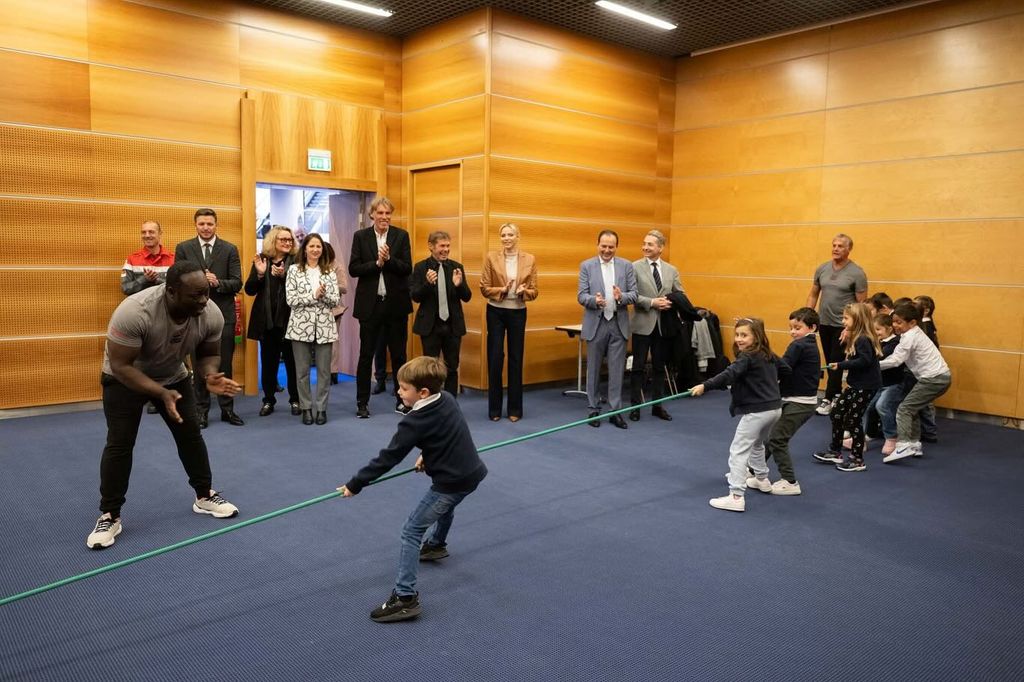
[806,234,868,411]
[86,262,243,550]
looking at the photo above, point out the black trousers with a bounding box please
[630,328,668,407]
[486,305,526,419]
[818,324,845,400]
[356,299,407,405]
[420,319,462,397]
[830,387,877,459]
[99,374,212,517]
[259,326,297,405]
[373,319,389,382]
[192,323,235,413]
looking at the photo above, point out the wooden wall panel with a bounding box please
[462,156,485,215]
[0,337,107,409]
[522,274,584,329]
[129,0,240,22]
[1018,360,1024,419]
[460,215,485,275]
[411,166,461,219]
[403,97,485,166]
[402,35,487,111]
[240,26,385,108]
[491,97,657,175]
[0,0,88,60]
[402,8,487,58]
[253,92,381,184]
[673,169,822,226]
[492,9,671,79]
[826,14,1024,108]
[681,275,810,327]
[828,0,1024,52]
[490,158,658,224]
[840,220,1024,286]
[674,112,825,177]
[522,329,579,385]
[0,199,241,268]
[676,27,829,81]
[90,66,240,146]
[675,55,827,130]
[236,3,399,57]
[0,124,241,205]
[819,152,1024,223]
[384,112,402,165]
[0,271,122,336]
[491,34,660,125]
[88,0,240,83]
[672,225,819,278]
[939,347,1020,417]
[0,51,91,129]
[824,83,1024,165]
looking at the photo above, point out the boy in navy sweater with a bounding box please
[340,356,488,622]
[762,307,821,496]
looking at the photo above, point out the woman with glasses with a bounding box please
[244,226,299,417]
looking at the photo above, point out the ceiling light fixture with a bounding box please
[318,0,393,18]
[595,1,676,30]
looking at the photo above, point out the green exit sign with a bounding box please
[308,148,332,172]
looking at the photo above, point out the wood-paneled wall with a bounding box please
[0,0,399,408]
[672,0,1024,418]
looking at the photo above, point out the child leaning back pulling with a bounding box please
[690,317,782,513]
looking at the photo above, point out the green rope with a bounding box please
[0,388,692,608]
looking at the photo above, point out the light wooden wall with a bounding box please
[0,0,400,408]
[671,0,1024,419]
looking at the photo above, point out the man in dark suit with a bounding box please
[174,208,244,428]
[348,196,413,418]
[410,231,472,397]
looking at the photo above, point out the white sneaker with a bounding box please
[815,399,833,416]
[745,477,772,493]
[86,513,121,549]
[883,441,920,464]
[770,479,802,496]
[193,490,239,518]
[709,494,745,512]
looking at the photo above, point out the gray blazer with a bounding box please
[630,258,683,336]
[577,256,637,341]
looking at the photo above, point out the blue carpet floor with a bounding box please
[1,382,1022,681]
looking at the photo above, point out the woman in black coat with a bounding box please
[245,225,299,416]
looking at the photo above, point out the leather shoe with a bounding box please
[609,414,628,429]
[315,411,327,425]
[330,373,338,385]
[290,401,301,416]
[356,404,370,419]
[302,409,314,425]
[221,410,245,426]
[652,406,673,421]
[372,379,387,395]
[628,408,640,422]
[587,410,601,427]
[198,412,209,429]
[258,402,274,417]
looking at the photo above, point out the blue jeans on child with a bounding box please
[867,384,904,439]
[395,488,471,597]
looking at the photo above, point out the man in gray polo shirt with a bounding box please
[86,261,241,550]
[806,233,868,415]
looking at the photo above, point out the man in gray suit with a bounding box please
[629,229,683,422]
[174,208,243,428]
[577,230,637,429]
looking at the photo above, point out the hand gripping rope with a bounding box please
[0,390,691,608]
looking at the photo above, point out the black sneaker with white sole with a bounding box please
[813,450,843,464]
[370,590,421,622]
[86,513,122,549]
[419,543,449,561]
[836,458,867,472]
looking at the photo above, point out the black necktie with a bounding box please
[203,243,212,267]
[652,261,662,291]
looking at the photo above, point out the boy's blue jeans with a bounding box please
[395,488,471,597]
[867,384,904,439]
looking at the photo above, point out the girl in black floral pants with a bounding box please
[813,303,882,471]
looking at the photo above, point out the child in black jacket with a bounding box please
[340,356,487,623]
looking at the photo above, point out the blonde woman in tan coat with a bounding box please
[480,223,538,421]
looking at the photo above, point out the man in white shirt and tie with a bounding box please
[410,231,472,397]
[577,230,638,429]
[629,229,684,422]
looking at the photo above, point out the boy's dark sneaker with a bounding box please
[419,543,449,561]
[813,450,843,464]
[370,590,421,623]
[921,434,938,443]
